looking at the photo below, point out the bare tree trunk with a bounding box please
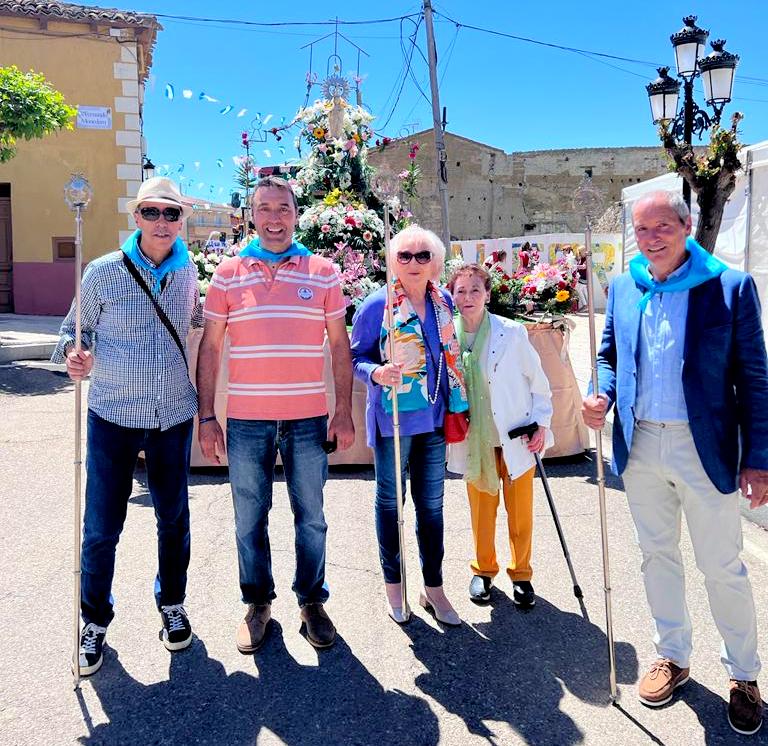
[693,169,739,251]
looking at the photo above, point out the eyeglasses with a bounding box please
[396,250,432,265]
[138,206,182,222]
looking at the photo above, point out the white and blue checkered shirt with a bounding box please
[52,250,203,430]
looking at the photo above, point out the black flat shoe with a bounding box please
[512,580,535,609]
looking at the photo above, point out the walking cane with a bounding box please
[376,172,410,621]
[64,175,93,689]
[573,175,617,702]
[507,422,583,602]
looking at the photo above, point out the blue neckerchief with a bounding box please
[629,236,728,311]
[121,229,190,294]
[238,237,312,262]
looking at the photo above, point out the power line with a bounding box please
[151,11,420,27]
[432,10,768,87]
[378,15,423,131]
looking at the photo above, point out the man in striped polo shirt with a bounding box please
[197,176,355,652]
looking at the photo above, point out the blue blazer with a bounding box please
[595,269,768,494]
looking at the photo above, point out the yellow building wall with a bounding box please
[0,16,146,312]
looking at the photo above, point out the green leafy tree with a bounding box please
[0,66,76,162]
[660,112,744,252]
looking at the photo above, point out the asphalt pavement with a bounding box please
[1,355,767,745]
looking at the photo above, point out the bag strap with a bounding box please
[122,253,187,367]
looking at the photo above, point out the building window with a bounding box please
[456,161,461,167]
[52,237,76,261]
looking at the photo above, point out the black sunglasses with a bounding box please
[138,206,182,222]
[396,250,432,265]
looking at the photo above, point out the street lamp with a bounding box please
[142,156,156,181]
[646,15,739,206]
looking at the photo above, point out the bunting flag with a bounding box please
[182,89,193,99]
[262,114,273,125]
[216,159,223,168]
[164,84,174,100]
[198,92,219,103]
[263,149,271,158]
[194,161,200,170]
[219,105,233,115]
[237,108,248,117]
[177,164,185,173]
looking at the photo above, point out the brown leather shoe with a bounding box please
[236,603,271,654]
[728,680,763,735]
[638,658,690,706]
[300,603,336,649]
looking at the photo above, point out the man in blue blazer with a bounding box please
[583,190,768,735]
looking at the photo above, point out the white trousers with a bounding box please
[622,420,760,681]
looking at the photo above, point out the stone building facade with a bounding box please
[367,130,672,240]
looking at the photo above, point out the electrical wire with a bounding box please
[150,12,420,27]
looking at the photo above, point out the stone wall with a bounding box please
[367,130,673,240]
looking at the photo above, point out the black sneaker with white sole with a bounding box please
[512,580,536,608]
[159,604,192,651]
[469,575,493,603]
[78,622,107,676]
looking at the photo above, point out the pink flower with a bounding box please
[334,240,348,251]
[318,144,328,154]
[355,218,363,228]
[362,230,373,242]
[321,224,331,233]
[398,170,409,179]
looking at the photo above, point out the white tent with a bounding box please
[621,140,768,327]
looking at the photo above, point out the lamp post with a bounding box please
[142,156,156,181]
[645,16,739,207]
[63,173,93,689]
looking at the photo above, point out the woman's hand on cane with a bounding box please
[582,393,609,430]
[374,362,403,387]
[524,426,547,453]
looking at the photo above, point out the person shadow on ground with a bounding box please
[401,591,639,746]
[79,624,439,746]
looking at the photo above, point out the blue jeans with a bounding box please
[227,416,329,606]
[82,411,192,627]
[373,429,447,587]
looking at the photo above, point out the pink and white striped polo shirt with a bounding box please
[203,254,347,420]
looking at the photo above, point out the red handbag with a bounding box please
[444,411,470,444]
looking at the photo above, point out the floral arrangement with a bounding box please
[189,245,236,296]
[297,197,386,307]
[516,256,578,315]
[292,99,375,200]
[445,253,578,318]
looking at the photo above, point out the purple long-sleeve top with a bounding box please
[350,285,450,447]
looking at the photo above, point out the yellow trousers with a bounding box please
[467,449,534,581]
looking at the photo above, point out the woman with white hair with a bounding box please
[351,225,468,626]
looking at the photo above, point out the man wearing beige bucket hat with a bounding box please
[52,177,203,675]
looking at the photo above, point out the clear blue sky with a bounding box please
[101,1,768,201]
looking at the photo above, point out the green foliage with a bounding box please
[0,66,76,162]
[233,157,257,192]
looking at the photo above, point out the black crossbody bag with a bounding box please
[122,254,187,367]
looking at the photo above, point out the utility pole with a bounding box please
[422,0,450,248]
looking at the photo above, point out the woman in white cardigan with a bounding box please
[447,264,554,607]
